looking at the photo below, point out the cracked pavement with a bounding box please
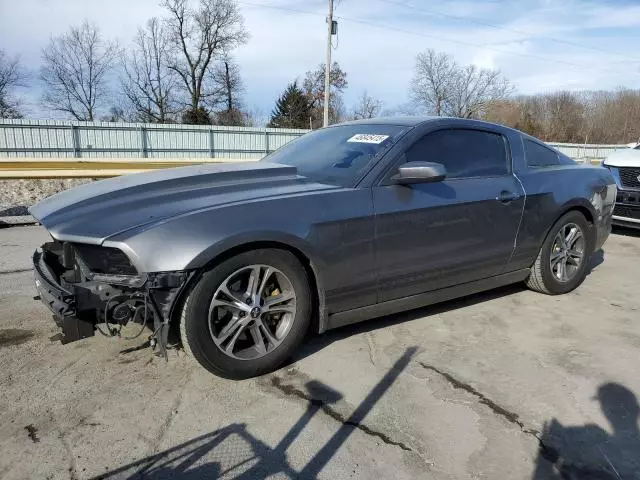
[1,226,639,479]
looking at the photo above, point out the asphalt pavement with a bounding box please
[1,225,639,479]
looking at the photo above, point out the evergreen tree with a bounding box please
[268,82,312,129]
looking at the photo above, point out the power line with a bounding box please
[237,1,637,77]
[336,14,634,76]
[377,0,640,63]
[237,1,324,17]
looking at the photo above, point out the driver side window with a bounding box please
[405,128,510,178]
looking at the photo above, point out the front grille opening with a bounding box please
[619,167,640,189]
[42,241,67,282]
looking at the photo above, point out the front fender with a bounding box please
[105,203,334,334]
[106,186,375,331]
[185,230,326,271]
[104,202,325,273]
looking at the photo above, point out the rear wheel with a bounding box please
[181,249,312,379]
[526,211,593,295]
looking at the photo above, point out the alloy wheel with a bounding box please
[550,222,585,283]
[208,264,297,360]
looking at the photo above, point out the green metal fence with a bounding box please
[0,120,308,159]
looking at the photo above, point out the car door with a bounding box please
[373,126,524,303]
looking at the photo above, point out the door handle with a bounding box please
[496,190,518,203]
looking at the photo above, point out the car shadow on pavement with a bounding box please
[94,347,417,479]
[294,282,526,365]
[532,382,640,479]
[612,225,640,238]
[294,248,607,366]
[586,248,605,275]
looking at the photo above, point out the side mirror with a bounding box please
[392,161,447,185]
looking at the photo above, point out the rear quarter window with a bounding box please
[524,139,560,167]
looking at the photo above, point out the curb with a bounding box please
[0,215,38,227]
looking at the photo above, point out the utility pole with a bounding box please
[323,0,334,128]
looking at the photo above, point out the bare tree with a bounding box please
[122,18,178,123]
[245,105,268,127]
[411,49,513,119]
[162,0,249,122]
[611,89,640,143]
[483,89,640,143]
[208,54,247,125]
[0,50,27,118]
[540,91,584,143]
[100,105,129,122]
[330,94,347,125]
[446,65,513,118]
[484,95,545,138]
[578,90,603,144]
[410,49,455,116]
[303,62,348,127]
[40,21,119,120]
[351,90,382,120]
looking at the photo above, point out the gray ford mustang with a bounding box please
[30,117,616,379]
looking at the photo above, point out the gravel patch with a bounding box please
[0,179,92,215]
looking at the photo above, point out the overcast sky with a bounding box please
[1,0,640,120]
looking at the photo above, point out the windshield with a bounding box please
[262,124,409,187]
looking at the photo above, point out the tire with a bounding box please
[526,210,594,295]
[180,249,312,379]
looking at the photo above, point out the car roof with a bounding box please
[338,116,438,127]
[337,116,518,132]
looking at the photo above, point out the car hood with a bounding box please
[29,161,336,245]
[604,147,640,167]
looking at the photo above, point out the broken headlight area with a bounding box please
[33,241,194,359]
[73,243,139,276]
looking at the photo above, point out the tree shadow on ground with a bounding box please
[532,382,640,479]
[95,347,417,479]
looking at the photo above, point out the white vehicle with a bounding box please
[603,142,640,228]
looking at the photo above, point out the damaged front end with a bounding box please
[33,241,193,358]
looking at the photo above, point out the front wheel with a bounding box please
[180,249,312,379]
[526,211,593,295]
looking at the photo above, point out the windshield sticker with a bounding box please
[347,134,390,144]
